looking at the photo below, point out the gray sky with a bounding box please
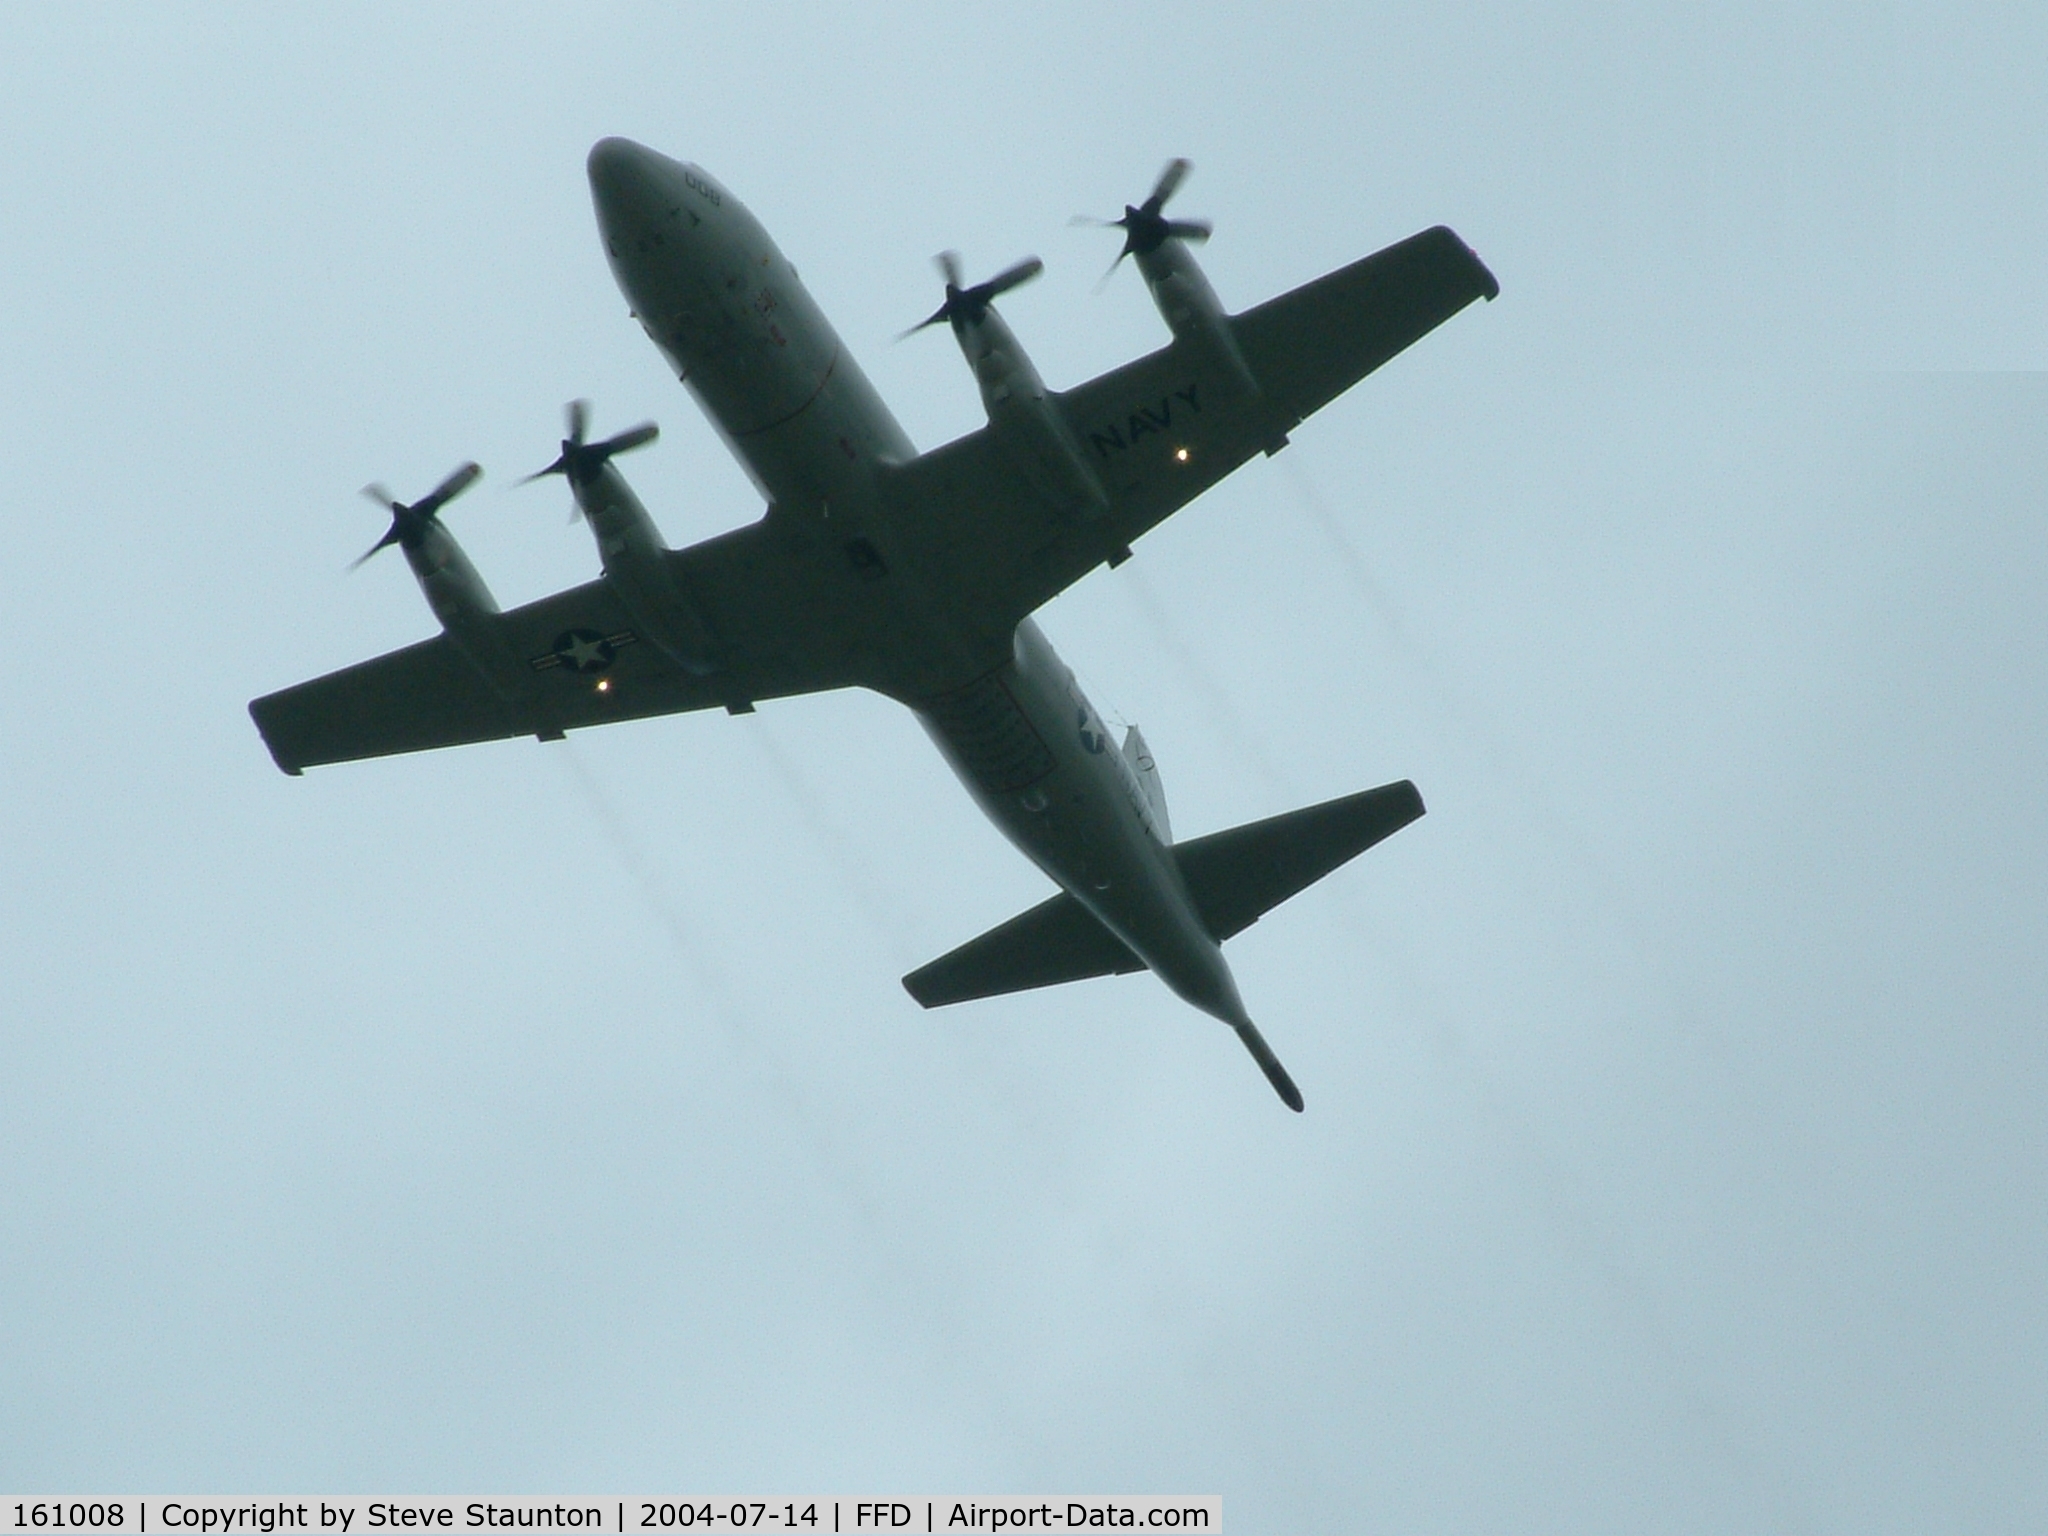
[3,4,2044,1530]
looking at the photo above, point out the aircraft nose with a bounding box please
[587,136,663,205]
[588,136,682,269]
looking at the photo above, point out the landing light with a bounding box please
[1174,447,1190,463]
[596,679,612,693]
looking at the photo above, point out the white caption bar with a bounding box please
[1,1501,1220,1535]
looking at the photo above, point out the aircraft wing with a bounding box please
[251,519,867,773]
[887,225,1497,632]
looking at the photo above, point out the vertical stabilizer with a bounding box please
[1121,725,1172,841]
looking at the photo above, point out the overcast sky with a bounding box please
[3,4,2044,1530]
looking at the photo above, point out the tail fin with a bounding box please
[901,779,1425,1008]
[1120,724,1171,840]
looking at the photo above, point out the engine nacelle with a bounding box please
[395,518,546,708]
[1119,724,1171,843]
[954,308,1110,519]
[355,464,530,701]
[570,461,728,683]
[1134,241,1261,403]
[403,518,501,633]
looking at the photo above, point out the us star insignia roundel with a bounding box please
[530,627,638,675]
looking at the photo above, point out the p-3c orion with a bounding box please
[250,143,1498,1110]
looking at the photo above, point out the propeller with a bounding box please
[900,250,1043,337]
[351,461,482,570]
[1074,157,1212,282]
[521,399,659,511]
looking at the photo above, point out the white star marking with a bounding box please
[563,633,608,670]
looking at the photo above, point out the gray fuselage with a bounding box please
[585,138,1264,1051]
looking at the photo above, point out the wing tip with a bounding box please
[1472,252,1501,302]
[1389,776,1427,823]
[1432,225,1500,301]
[1416,224,1500,303]
[248,696,306,776]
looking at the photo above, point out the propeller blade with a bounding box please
[522,406,658,480]
[414,460,482,517]
[907,252,1039,335]
[1148,157,1191,212]
[351,463,477,570]
[1068,213,1115,228]
[348,525,401,572]
[984,255,1044,298]
[597,422,659,457]
[1079,161,1208,276]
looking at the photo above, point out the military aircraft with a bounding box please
[250,140,1497,1110]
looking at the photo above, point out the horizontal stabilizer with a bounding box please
[902,885,1143,1007]
[1175,779,1424,942]
[902,779,1423,1008]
